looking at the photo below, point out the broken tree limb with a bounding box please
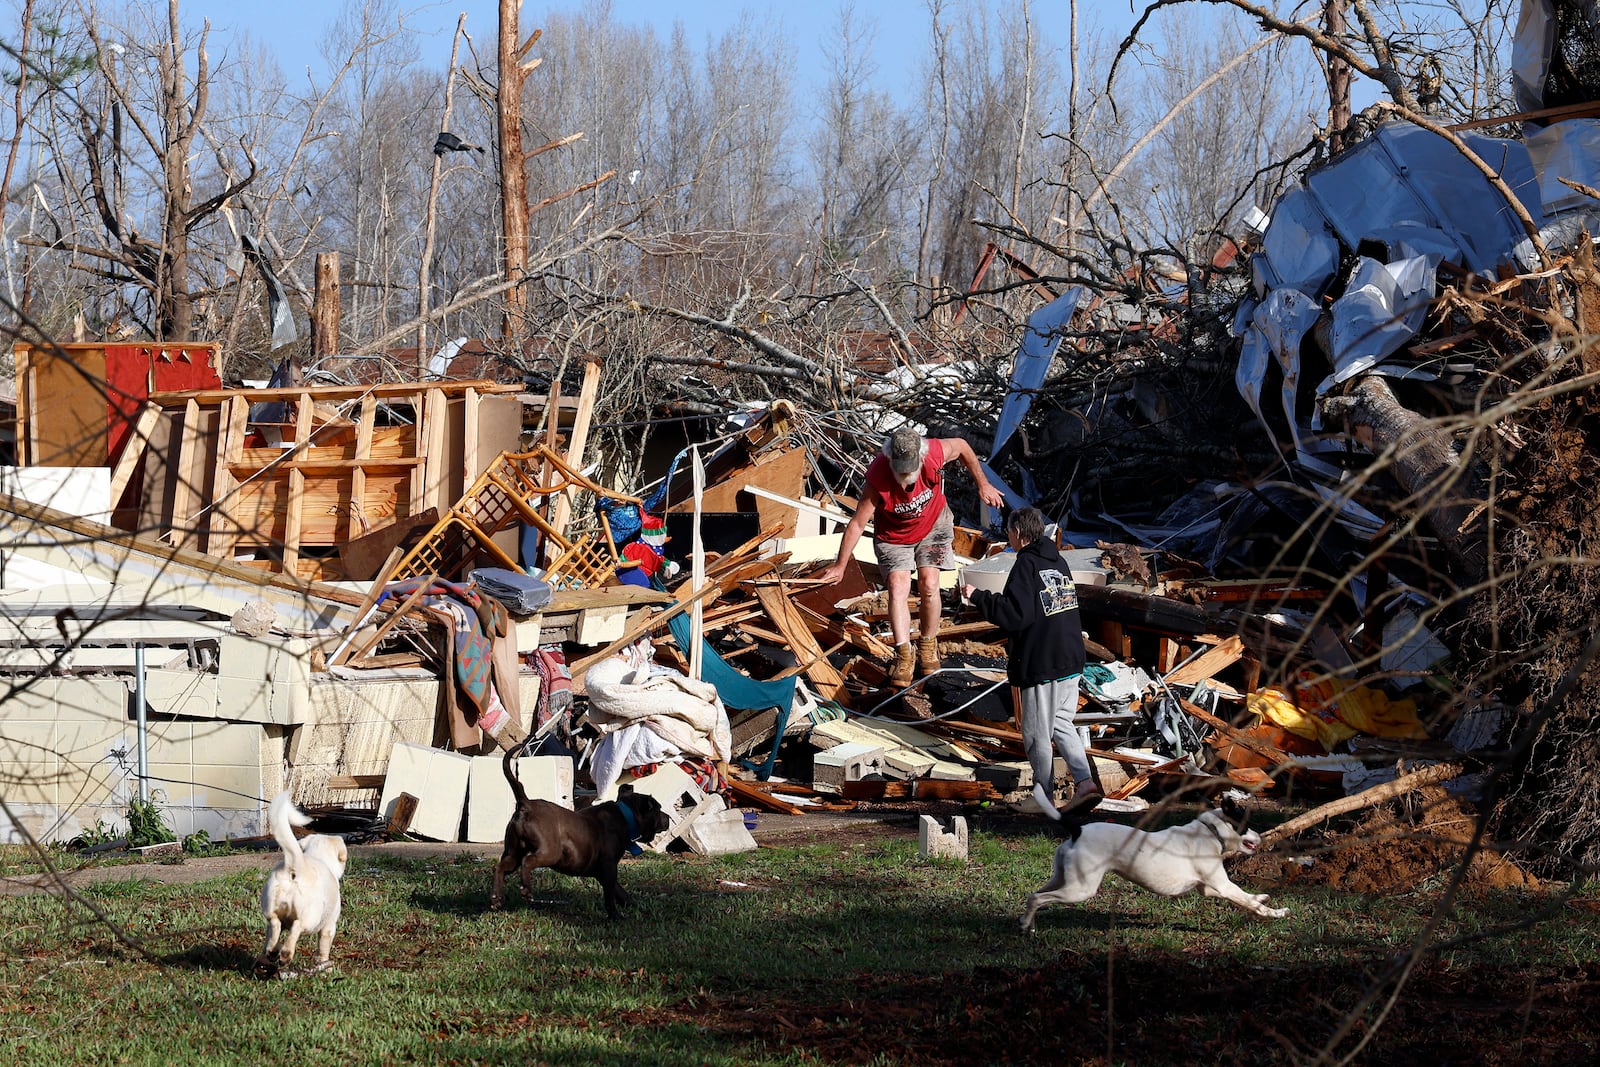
[1261,760,1467,847]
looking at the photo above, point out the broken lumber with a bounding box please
[754,584,845,700]
[569,578,726,683]
[1261,761,1466,846]
[1179,699,1296,769]
[841,779,999,801]
[1162,635,1244,686]
[726,779,804,815]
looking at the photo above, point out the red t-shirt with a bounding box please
[865,437,947,545]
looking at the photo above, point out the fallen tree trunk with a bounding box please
[1321,376,1487,583]
[1262,760,1466,847]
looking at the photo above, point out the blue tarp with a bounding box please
[666,610,797,713]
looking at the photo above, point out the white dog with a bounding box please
[257,790,349,976]
[1020,795,1288,932]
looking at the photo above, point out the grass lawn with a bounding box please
[2,816,1598,1066]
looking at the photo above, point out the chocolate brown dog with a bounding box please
[490,747,671,918]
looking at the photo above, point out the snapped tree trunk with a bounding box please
[497,2,534,348]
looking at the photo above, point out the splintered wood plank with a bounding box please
[754,583,845,700]
[1164,635,1245,686]
[422,388,449,513]
[170,399,205,550]
[109,402,162,509]
[283,392,312,575]
[462,386,481,492]
[206,394,249,557]
[725,779,804,815]
[351,396,376,537]
[1180,698,1294,768]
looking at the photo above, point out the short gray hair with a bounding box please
[1005,506,1045,545]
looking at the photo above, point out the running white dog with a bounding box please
[1019,795,1288,932]
[257,790,349,976]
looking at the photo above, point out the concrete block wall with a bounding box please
[0,676,270,844]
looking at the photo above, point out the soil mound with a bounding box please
[1239,789,1540,894]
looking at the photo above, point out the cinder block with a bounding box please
[918,814,969,861]
[514,618,543,653]
[465,754,574,843]
[1089,754,1131,795]
[627,762,709,850]
[216,635,310,724]
[378,742,472,842]
[681,807,757,856]
[813,742,886,793]
[574,604,627,645]
[189,764,267,810]
[626,761,704,812]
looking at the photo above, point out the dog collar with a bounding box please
[617,797,645,856]
[618,797,639,838]
[1204,818,1229,850]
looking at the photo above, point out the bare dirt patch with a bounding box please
[1239,789,1541,894]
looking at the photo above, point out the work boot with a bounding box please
[916,636,941,676]
[888,642,915,688]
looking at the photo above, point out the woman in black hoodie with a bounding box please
[960,507,1101,819]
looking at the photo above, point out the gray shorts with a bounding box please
[875,506,956,576]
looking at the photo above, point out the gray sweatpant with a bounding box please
[1020,675,1093,793]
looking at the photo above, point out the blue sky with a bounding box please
[194,0,971,102]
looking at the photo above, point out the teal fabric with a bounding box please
[666,611,798,713]
[1080,662,1120,701]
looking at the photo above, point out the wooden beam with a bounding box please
[170,399,206,551]
[339,576,437,665]
[422,388,449,512]
[547,357,601,553]
[282,392,312,577]
[148,381,520,405]
[755,584,845,701]
[206,395,248,557]
[327,773,386,791]
[108,402,162,509]
[1164,635,1245,686]
[726,778,804,815]
[462,385,480,491]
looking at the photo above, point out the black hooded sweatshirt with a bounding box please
[968,537,1086,687]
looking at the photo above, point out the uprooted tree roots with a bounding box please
[1458,334,1600,879]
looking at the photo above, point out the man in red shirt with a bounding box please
[818,427,1005,687]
